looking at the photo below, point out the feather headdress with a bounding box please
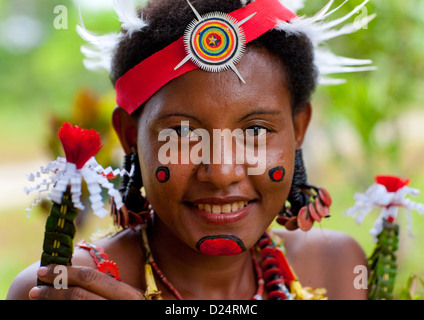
[78,0,375,93]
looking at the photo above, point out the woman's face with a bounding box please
[135,46,310,254]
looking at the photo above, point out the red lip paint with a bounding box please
[196,235,246,255]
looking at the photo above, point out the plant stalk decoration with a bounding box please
[345,175,424,300]
[25,122,127,285]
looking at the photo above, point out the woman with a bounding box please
[8,0,373,300]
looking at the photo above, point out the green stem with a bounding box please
[368,219,399,300]
[37,189,78,285]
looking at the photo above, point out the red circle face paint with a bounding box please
[156,166,170,183]
[269,166,285,182]
[196,235,246,256]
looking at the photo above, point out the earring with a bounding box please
[110,153,150,230]
[277,149,332,231]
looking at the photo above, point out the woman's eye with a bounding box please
[245,126,268,137]
[175,126,197,139]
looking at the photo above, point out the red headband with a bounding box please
[115,0,297,115]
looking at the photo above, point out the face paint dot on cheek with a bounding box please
[156,166,170,183]
[269,166,285,182]
[196,235,246,256]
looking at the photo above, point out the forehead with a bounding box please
[141,46,291,120]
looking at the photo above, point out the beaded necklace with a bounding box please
[140,224,295,300]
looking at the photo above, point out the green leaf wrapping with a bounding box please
[38,190,78,285]
[368,219,399,300]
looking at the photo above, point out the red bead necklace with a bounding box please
[140,227,292,300]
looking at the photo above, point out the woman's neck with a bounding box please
[148,218,257,300]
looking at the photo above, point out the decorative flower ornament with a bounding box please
[25,122,129,218]
[344,175,424,240]
[25,123,130,283]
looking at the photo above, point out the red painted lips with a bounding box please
[196,235,246,255]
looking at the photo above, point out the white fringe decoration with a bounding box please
[24,157,132,219]
[344,184,424,241]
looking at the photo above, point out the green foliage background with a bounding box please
[0,0,423,299]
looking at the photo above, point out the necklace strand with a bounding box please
[140,226,292,300]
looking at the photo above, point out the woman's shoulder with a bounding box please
[271,227,369,300]
[6,228,141,300]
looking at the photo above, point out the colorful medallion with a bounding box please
[174,0,256,83]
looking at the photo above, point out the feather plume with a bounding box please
[113,0,148,37]
[77,24,123,72]
[275,0,376,84]
[77,0,148,72]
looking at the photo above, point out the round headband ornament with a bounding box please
[174,1,258,83]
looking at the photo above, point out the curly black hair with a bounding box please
[111,0,317,114]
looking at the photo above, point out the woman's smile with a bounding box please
[185,197,256,225]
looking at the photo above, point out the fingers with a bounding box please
[29,283,106,300]
[30,265,143,300]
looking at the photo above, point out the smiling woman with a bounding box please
[7,0,374,301]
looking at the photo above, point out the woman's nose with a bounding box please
[195,134,247,189]
[196,162,246,189]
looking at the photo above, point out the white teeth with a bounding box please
[221,204,232,213]
[212,205,221,214]
[195,201,249,214]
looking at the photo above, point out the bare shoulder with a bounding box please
[271,227,369,300]
[6,228,141,300]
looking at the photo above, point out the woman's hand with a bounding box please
[28,265,144,300]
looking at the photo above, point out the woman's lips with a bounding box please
[187,200,254,225]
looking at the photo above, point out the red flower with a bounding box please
[375,175,410,193]
[58,122,102,169]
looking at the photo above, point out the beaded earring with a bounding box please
[276,149,332,231]
[110,153,150,229]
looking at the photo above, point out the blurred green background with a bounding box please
[0,0,423,299]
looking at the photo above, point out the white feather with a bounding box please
[275,0,376,84]
[113,0,148,37]
[77,1,148,72]
[77,24,123,72]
